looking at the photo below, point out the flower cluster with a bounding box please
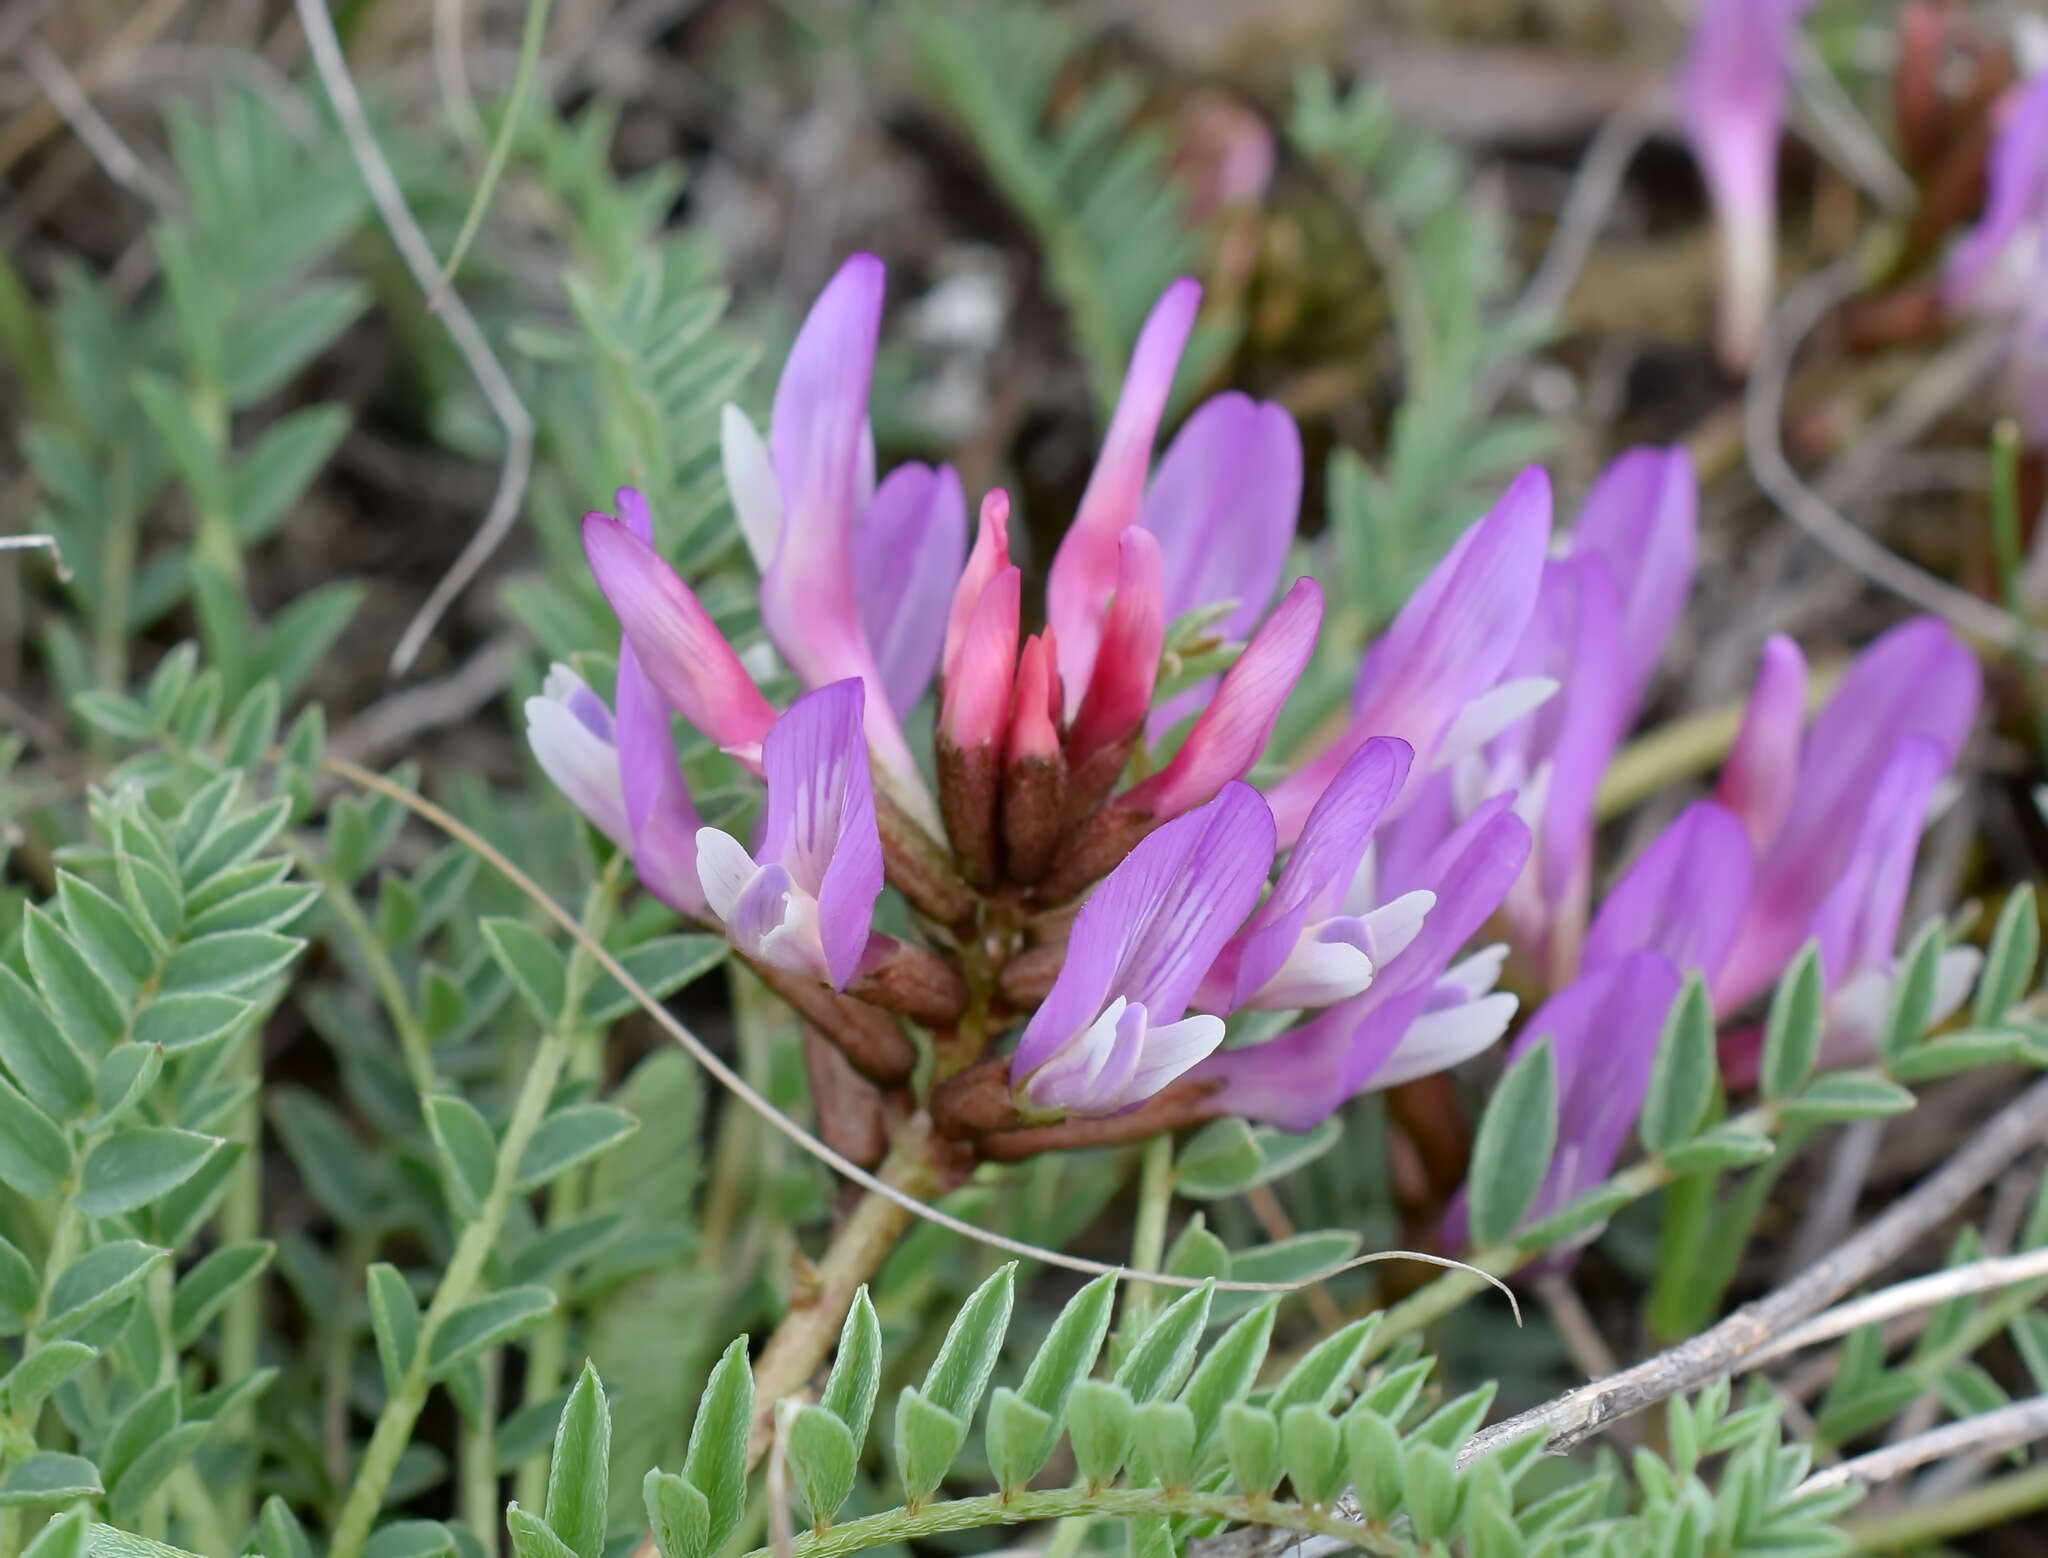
[527,253,1978,1214]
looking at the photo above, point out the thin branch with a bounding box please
[1745,261,2042,654]
[319,754,1521,1318]
[1478,86,1657,410]
[1456,1073,2048,1465]
[1797,1394,2048,1495]
[329,633,523,764]
[17,37,179,210]
[1790,38,1914,212]
[291,0,535,677]
[1747,1248,2048,1370]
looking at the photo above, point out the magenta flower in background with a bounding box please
[694,679,884,990]
[1678,0,1812,368]
[527,489,707,916]
[1714,618,1979,1012]
[1264,467,1553,845]
[1581,801,1754,982]
[722,255,965,828]
[1716,634,1807,849]
[1484,446,1698,980]
[1011,783,1275,1116]
[1193,794,1531,1131]
[1943,72,2048,440]
[1445,949,1683,1253]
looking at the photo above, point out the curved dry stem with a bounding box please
[294,0,535,676]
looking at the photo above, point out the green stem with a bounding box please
[304,850,437,1101]
[460,1355,501,1558]
[1123,1134,1175,1330]
[752,1487,1398,1558]
[326,867,620,1558]
[1843,1460,2048,1551]
[1366,1108,1775,1361]
[217,1002,264,1539]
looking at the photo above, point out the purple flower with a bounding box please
[1011,784,1276,1116]
[1678,0,1812,367]
[1716,634,1807,848]
[1192,795,1531,1131]
[1046,280,1201,707]
[1944,73,2048,440]
[1485,447,1699,980]
[1715,619,1979,1011]
[1581,801,1754,981]
[1483,552,1624,982]
[1445,950,1683,1252]
[1194,737,1421,1014]
[1118,577,1323,823]
[1046,284,1304,712]
[583,501,778,768]
[727,255,965,829]
[528,490,707,917]
[694,679,883,990]
[1266,468,1553,845]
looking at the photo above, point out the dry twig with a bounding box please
[1796,1394,2048,1495]
[1745,262,2039,654]
[1746,1247,2048,1370]
[291,0,535,677]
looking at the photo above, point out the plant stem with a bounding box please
[326,868,620,1558]
[1123,1134,1175,1330]
[748,1486,1398,1558]
[461,1356,501,1558]
[218,997,265,1539]
[1843,1461,2048,1551]
[741,1116,945,1467]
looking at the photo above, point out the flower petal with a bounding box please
[1230,736,1411,1010]
[758,680,882,989]
[1567,446,1697,716]
[1122,577,1323,821]
[720,406,782,571]
[939,567,1022,750]
[1141,392,1303,641]
[1807,736,1944,985]
[1068,527,1167,771]
[856,463,968,715]
[526,686,629,848]
[1679,0,1811,365]
[615,639,707,916]
[694,827,759,925]
[1012,782,1274,1078]
[1583,800,1753,980]
[1267,467,1552,842]
[944,491,1012,679]
[1944,74,2048,307]
[1719,619,1977,1008]
[1716,634,1807,849]
[583,514,777,759]
[1048,279,1202,706]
